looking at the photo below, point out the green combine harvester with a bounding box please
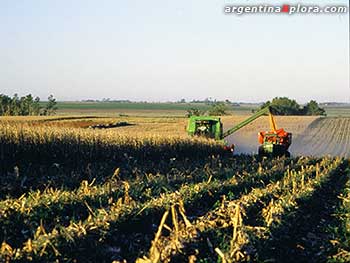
[187,106,292,157]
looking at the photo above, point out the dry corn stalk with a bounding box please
[171,205,179,247]
[123,181,131,204]
[136,209,169,263]
[215,247,227,263]
[229,203,247,262]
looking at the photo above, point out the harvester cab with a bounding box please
[187,116,223,140]
[186,106,292,157]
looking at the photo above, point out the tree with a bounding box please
[208,102,228,116]
[303,100,326,116]
[11,94,21,115]
[43,95,58,115]
[261,97,302,115]
[32,96,41,115]
[261,97,326,116]
[0,94,12,115]
[21,94,35,115]
[186,108,205,117]
[0,93,48,116]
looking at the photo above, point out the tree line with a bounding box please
[0,94,57,116]
[186,102,229,117]
[187,97,326,116]
[261,97,326,116]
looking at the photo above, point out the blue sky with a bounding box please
[0,0,349,102]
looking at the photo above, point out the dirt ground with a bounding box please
[290,117,350,158]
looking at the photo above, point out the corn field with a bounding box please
[0,123,349,262]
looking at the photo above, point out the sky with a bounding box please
[0,0,349,103]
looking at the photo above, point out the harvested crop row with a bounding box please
[254,159,350,263]
[0,155,274,247]
[245,157,343,262]
[0,156,310,262]
[328,163,350,262]
[136,157,339,263]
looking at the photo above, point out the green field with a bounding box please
[323,106,350,117]
[54,102,257,116]
[56,102,234,111]
[53,102,350,117]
